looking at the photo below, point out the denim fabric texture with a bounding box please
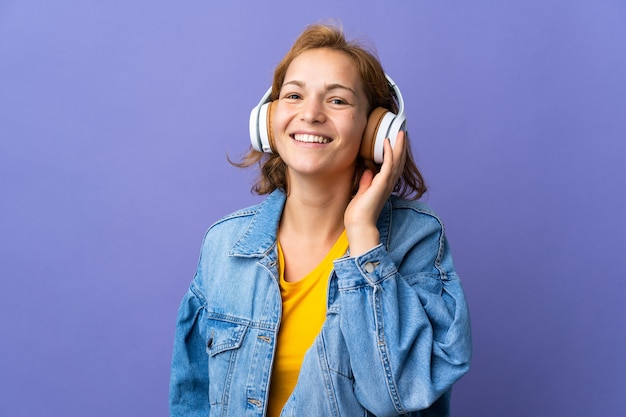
[169,189,472,417]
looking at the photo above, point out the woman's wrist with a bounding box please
[346,225,380,257]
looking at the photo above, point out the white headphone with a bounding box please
[249,74,406,163]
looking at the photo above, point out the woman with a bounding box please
[169,23,471,417]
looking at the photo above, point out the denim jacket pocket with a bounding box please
[205,316,249,408]
[205,317,248,356]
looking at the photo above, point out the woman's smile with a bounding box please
[291,133,332,144]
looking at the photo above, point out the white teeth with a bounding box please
[293,134,330,144]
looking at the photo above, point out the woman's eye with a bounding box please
[284,93,301,100]
[330,98,347,105]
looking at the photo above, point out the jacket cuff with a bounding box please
[333,244,397,289]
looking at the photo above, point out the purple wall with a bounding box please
[1,1,624,416]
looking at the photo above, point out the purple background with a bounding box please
[1,1,625,416]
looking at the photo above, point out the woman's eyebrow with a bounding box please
[281,80,357,96]
[325,83,357,96]
[282,80,304,88]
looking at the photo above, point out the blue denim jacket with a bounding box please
[169,190,471,417]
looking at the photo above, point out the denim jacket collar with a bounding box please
[229,188,394,258]
[229,190,286,258]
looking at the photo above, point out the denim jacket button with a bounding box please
[364,262,376,273]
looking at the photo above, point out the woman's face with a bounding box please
[272,48,369,183]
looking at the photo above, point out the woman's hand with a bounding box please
[344,131,407,256]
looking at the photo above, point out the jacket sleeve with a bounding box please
[332,211,472,416]
[169,283,210,417]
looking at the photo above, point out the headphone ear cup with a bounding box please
[249,87,275,152]
[251,100,278,153]
[361,107,393,163]
[265,100,278,152]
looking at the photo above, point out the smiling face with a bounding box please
[271,48,370,185]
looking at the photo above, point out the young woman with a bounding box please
[169,23,471,417]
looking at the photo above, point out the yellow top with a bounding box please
[266,230,349,417]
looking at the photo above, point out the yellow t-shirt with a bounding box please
[266,230,349,417]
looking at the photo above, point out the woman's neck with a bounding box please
[279,176,352,244]
[276,167,355,281]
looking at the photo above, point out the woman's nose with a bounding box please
[300,98,326,123]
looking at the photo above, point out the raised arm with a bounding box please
[334,210,471,415]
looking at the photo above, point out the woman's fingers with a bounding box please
[380,130,406,191]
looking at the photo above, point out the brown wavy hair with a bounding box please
[232,22,427,200]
